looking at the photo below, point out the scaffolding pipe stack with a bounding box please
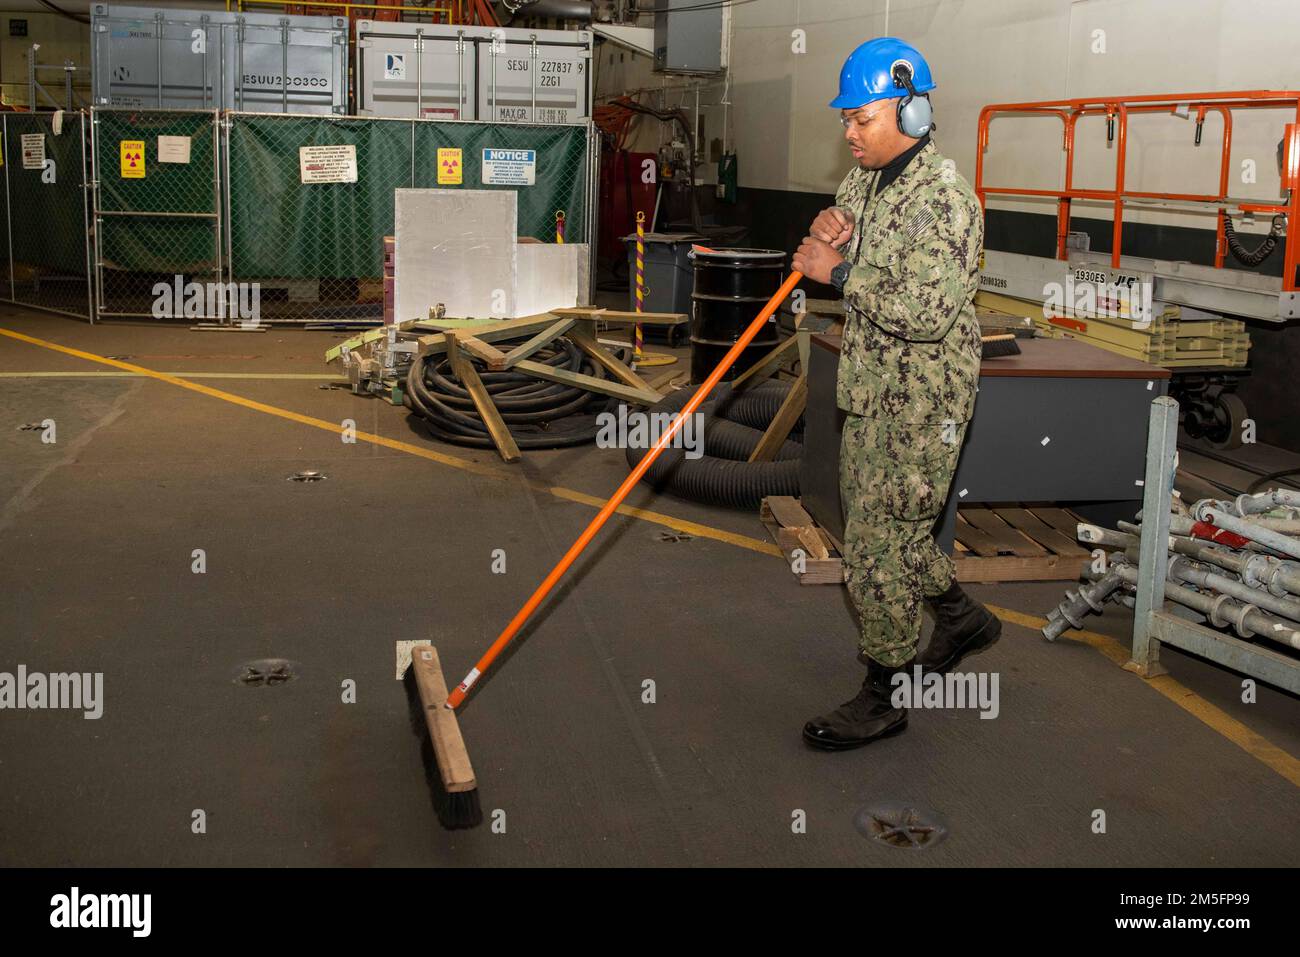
[1043,490,1300,654]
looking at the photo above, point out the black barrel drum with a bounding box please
[688,247,786,384]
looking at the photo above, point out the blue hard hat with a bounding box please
[830,37,935,109]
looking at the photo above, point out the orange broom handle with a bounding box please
[445,265,805,709]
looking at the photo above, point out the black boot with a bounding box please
[802,657,910,751]
[918,581,1001,675]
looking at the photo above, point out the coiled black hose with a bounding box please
[623,381,803,509]
[712,379,805,436]
[404,338,620,449]
[1222,212,1284,267]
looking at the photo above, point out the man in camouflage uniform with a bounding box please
[792,37,1001,751]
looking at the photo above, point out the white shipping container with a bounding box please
[355,21,591,124]
[355,21,491,119]
[477,27,592,125]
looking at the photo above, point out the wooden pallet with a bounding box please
[953,506,1092,582]
[760,497,1091,585]
[759,497,845,585]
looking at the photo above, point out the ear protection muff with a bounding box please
[891,61,933,138]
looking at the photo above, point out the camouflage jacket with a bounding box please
[834,141,983,424]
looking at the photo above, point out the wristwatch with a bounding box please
[830,261,852,293]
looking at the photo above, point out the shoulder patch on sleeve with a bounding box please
[905,204,938,240]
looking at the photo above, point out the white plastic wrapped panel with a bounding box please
[515,244,579,317]
[394,189,518,322]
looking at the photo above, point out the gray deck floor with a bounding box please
[1,305,1296,867]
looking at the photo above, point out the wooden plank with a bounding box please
[953,515,1002,557]
[1028,506,1090,541]
[794,525,830,561]
[447,333,521,464]
[760,504,843,585]
[500,316,576,370]
[409,646,477,792]
[730,335,799,391]
[458,335,509,369]
[799,560,846,585]
[961,507,1048,556]
[647,368,687,392]
[994,507,1089,557]
[567,324,662,398]
[551,306,687,326]
[748,374,807,462]
[417,313,564,357]
[513,358,662,405]
[954,553,1088,584]
[764,496,814,530]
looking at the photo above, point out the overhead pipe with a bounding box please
[505,0,594,20]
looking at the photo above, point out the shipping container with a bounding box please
[355,21,591,123]
[90,4,348,114]
[477,26,592,125]
[355,21,489,119]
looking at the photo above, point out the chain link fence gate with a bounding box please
[91,109,221,321]
[1,112,93,319]
[1,109,594,325]
[225,112,595,324]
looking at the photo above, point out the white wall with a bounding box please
[723,0,1297,235]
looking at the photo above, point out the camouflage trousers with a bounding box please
[840,414,967,667]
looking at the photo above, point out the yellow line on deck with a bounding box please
[0,327,781,557]
[987,604,1300,788]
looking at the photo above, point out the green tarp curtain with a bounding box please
[413,122,588,245]
[227,115,411,280]
[5,113,88,277]
[227,115,588,280]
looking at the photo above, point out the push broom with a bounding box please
[444,262,805,713]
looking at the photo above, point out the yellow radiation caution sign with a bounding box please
[437,147,462,185]
[120,140,146,179]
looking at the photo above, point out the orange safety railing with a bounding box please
[975,91,1300,292]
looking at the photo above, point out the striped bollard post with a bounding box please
[634,210,646,366]
[555,209,566,244]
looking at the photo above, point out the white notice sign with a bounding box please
[299,144,358,184]
[384,53,406,80]
[21,133,45,170]
[158,135,192,164]
[481,148,536,186]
